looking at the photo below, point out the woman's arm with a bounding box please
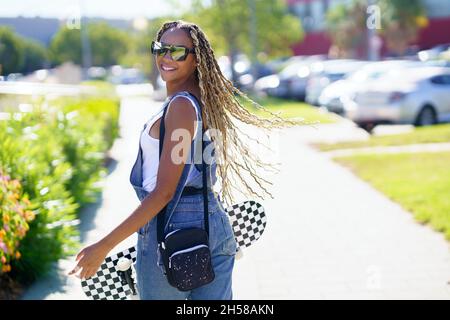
[69,97,196,279]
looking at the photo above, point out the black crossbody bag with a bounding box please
[156,102,215,292]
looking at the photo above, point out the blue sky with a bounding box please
[0,0,192,19]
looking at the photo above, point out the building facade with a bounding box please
[286,0,450,57]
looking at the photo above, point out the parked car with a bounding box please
[87,67,107,80]
[260,55,325,100]
[217,54,269,91]
[263,56,291,74]
[418,43,450,61]
[275,61,310,99]
[305,59,368,106]
[318,60,422,114]
[253,74,281,96]
[6,73,23,81]
[342,66,450,132]
[108,66,145,84]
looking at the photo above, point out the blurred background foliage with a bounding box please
[0,96,119,285]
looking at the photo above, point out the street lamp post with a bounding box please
[248,0,258,87]
[80,0,92,80]
[367,0,380,61]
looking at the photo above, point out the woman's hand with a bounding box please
[68,241,111,280]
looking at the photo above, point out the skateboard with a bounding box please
[81,200,266,300]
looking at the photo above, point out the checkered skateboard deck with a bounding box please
[225,200,266,248]
[81,200,266,300]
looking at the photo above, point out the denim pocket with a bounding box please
[170,198,213,227]
[219,214,237,256]
[168,218,205,233]
[136,230,148,257]
[176,199,217,214]
[137,219,151,237]
[137,226,146,236]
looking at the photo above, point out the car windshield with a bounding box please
[279,63,306,78]
[345,61,421,82]
[346,69,386,82]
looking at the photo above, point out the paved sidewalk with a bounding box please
[22,96,450,300]
[232,126,450,299]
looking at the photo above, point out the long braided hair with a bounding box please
[155,20,304,205]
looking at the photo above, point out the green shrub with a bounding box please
[61,97,120,152]
[0,169,35,274]
[0,116,79,282]
[0,95,120,283]
[56,97,119,204]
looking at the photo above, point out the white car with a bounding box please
[342,67,450,131]
[305,59,368,106]
[318,60,422,114]
[255,55,325,100]
[418,43,450,61]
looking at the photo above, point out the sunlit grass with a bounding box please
[335,151,450,240]
[315,123,450,151]
[240,95,340,125]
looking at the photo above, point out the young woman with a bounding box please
[69,20,297,300]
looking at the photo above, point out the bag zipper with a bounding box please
[168,244,209,269]
[165,229,182,240]
[161,229,182,249]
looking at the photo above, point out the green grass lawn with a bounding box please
[315,123,450,151]
[335,151,450,240]
[241,95,339,125]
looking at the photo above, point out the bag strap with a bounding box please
[157,94,209,245]
[189,94,210,239]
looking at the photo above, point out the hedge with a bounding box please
[0,95,120,287]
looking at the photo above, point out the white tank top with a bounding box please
[140,95,200,193]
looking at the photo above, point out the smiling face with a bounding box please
[156,27,198,83]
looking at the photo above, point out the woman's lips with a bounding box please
[161,64,177,72]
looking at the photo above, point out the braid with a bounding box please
[155,20,305,205]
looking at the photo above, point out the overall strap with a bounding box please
[157,94,209,244]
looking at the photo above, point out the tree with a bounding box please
[129,1,303,86]
[326,0,367,58]
[326,0,427,58]
[49,26,82,65]
[49,22,129,67]
[21,39,48,74]
[0,27,25,75]
[181,0,304,83]
[88,22,129,67]
[378,0,426,55]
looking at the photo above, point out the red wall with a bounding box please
[290,17,450,57]
[290,32,331,56]
[415,17,450,49]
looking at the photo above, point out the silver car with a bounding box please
[342,67,450,131]
[319,60,422,114]
[305,59,368,106]
[257,55,325,100]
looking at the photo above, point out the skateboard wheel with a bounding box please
[117,257,132,271]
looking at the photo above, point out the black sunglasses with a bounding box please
[151,41,196,61]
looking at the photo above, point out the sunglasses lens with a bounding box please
[151,41,190,61]
[151,41,161,54]
[170,47,187,61]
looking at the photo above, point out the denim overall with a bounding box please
[129,91,237,300]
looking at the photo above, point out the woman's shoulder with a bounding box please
[167,92,201,115]
[168,91,201,105]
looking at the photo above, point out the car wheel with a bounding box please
[415,106,437,126]
[357,122,375,134]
